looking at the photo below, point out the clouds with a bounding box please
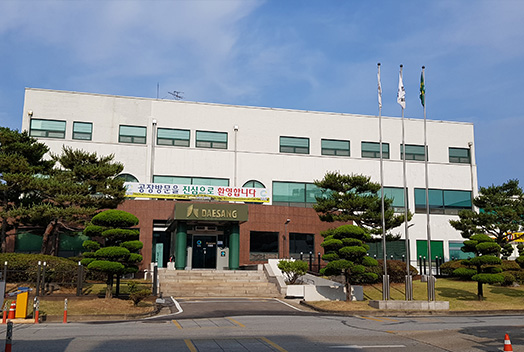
[0,0,523,187]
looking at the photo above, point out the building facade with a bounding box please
[20,88,477,271]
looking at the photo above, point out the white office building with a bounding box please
[20,88,477,272]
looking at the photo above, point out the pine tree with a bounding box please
[314,172,410,238]
[0,127,54,252]
[12,146,126,255]
[320,224,378,301]
[81,210,143,298]
[450,179,524,258]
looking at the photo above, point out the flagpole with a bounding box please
[398,64,413,301]
[378,63,389,301]
[421,66,435,301]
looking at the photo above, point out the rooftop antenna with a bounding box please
[168,91,184,100]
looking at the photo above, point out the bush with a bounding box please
[501,260,521,271]
[440,260,467,276]
[0,253,78,285]
[130,289,151,306]
[278,260,308,284]
[500,271,516,286]
[375,260,418,283]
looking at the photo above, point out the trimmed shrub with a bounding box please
[88,260,124,273]
[339,246,367,260]
[101,229,140,241]
[95,246,130,259]
[82,240,101,252]
[92,209,139,228]
[516,256,524,269]
[120,241,144,252]
[453,267,476,280]
[471,273,504,285]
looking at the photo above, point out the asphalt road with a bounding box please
[1,299,523,351]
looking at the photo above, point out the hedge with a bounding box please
[0,253,78,285]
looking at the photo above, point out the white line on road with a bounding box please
[330,345,406,349]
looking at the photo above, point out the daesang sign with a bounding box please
[124,182,270,203]
[175,203,248,222]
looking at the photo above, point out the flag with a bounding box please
[397,69,406,109]
[419,68,425,107]
[377,64,382,109]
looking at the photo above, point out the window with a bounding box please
[30,119,66,139]
[449,241,473,260]
[196,130,227,149]
[449,147,470,164]
[73,122,92,140]
[401,144,427,161]
[250,231,279,261]
[119,125,146,144]
[367,241,406,260]
[415,188,472,214]
[242,180,265,188]
[272,181,322,207]
[416,240,444,263]
[116,173,139,183]
[383,187,406,212]
[321,139,350,156]
[157,128,190,147]
[361,141,389,159]
[289,233,314,259]
[280,136,309,154]
[153,175,229,186]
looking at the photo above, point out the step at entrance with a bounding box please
[158,269,282,298]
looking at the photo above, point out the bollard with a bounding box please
[423,256,427,275]
[63,298,68,324]
[34,298,39,324]
[7,301,16,320]
[1,301,7,324]
[5,321,12,352]
[36,261,42,296]
[317,252,321,273]
[308,252,313,271]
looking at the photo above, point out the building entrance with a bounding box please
[192,235,217,269]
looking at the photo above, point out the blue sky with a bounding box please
[1,0,523,188]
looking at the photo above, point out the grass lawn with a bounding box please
[308,278,524,312]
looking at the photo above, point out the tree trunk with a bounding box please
[105,274,113,299]
[41,221,56,254]
[1,218,7,253]
[345,272,352,302]
[477,281,484,301]
[51,226,61,256]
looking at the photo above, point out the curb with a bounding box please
[300,301,524,317]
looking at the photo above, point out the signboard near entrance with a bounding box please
[175,203,248,222]
[124,182,269,203]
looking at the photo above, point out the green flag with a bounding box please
[419,69,425,107]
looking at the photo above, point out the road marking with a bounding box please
[172,320,183,329]
[330,345,405,349]
[171,297,183,314]
[225,317,245,328]
[260,337,288,352]
[184,339,198,352]
[274,298,306,311]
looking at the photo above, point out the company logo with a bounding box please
[186,204,238,219]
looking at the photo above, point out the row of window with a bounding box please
[281,136,470,164]
[29,118,471,164]
[147,174,471,214]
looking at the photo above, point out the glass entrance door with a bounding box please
[192,235,217,269]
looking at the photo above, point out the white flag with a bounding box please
[377,67,382,109]
[397,70,406,109]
